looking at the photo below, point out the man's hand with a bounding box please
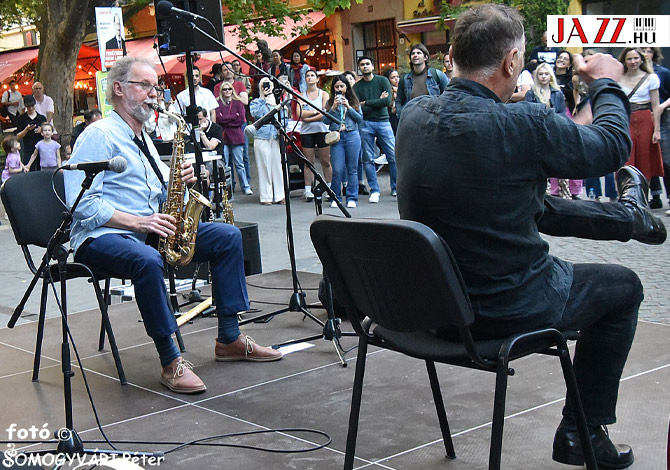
[180,161,197,185]
[136,213,176,237]
[573,53,624,85]
[380,91,389,99]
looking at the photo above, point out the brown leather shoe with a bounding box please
[160,358,207,394]
[215,335,283,362]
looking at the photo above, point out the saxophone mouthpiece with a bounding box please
[146,101,160,111]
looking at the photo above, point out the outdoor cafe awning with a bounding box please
[396,16,454,34]
[0,11,326,86]
[128,11,326,76]
[0,47,39,83]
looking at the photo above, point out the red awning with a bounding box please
[126,11,326,76]
[396,16,454,34]
[0,47,39,83]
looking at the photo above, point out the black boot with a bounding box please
[650,194,663,209]
[552,418,634,469]
[616,166,667,245]
[358,183,369,195]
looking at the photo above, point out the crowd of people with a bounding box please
[1,9,668,467]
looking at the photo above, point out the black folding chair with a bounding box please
[310,215,597,470]
[1,170,126,384]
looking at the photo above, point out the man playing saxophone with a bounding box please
[65,57,281,395]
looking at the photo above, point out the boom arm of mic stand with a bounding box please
[173,20,342,127]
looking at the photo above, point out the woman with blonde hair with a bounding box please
[525,62,566,114]
[525,62,578,198]
[618,47,664,208]
[216,80,251,195]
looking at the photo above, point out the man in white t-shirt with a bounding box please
[175,66,218,122]
[32,81,56,132]
[509,68,534,102]
[1,80,24,126]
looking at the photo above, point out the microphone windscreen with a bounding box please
[109,156,128,173]
[156,0,174,16]
[244,125,257,138]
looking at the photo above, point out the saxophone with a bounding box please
[150,103,212,266]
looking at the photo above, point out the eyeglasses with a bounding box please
[127,81,164,93]
[221,88,233,91]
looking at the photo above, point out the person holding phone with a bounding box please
[15,95,46,170]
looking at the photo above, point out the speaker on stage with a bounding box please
[173,221,262,280]
[156,0,225,56]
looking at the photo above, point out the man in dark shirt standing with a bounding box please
[71,109,103,148]
[396,43,449,117]
[353,56,397,201]
[397,4,665,468]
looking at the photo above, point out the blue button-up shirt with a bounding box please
[65,111,168,252]
[396,77,630,324]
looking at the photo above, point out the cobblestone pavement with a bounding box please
[1,168,668,327]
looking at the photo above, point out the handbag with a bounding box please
[325,130,340,145]
[324,105,346,145]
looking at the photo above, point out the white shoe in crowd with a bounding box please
[244,188,253,195]
[330,200,338,208]
[346,200,357,208]
[374,154,388,165]
[369,192,380,203]
[304,190,314,202]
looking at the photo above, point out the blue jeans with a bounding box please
[330,131,360,203]
[244,132,251,183]
[75,223,248,343]
[584,173,617,199]
[359,120,397,193]
[226,144,250,191]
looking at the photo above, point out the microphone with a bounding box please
[61,157,127,174]
[156,1,206,21]
[244,98,291,138]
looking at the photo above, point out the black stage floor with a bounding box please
[0,270,668,469]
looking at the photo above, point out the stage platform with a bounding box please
[0,269,668,469]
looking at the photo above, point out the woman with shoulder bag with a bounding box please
[323,74,363,208]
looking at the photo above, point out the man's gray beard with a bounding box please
[132,101,155,122]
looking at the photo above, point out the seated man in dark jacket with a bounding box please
[396,4,665,469]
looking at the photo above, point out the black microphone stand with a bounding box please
[164,19,219,338]
[263,118,358,366]
[8,171,159,461]
[165,19,355,363]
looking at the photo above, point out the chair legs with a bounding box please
[425,360,456,459]
[488,360,511,470]
[557,345,598,470]
[344,338,368,470]
[31,277,49,382]
[98,278,111,351]
[91,279,127,385]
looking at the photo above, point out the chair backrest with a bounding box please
[1,170,68,248]
[310,215,475,334]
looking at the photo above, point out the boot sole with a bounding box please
[215,354,283,362]
[552,449,634,469]
[160,377,207,394]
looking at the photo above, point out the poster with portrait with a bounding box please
[96,7,126,72]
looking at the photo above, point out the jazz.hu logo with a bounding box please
[547,16,670,47]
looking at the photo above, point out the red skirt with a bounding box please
[626,109,664,178]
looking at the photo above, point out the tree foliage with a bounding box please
[0,0,356,142]
[439,0,569,60]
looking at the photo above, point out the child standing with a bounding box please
[26,123,60,172]
[1,136,27,183]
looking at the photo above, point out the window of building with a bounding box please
[422,29,449,56]
[361,19,397,73]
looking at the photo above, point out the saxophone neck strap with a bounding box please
[133,133,167,190]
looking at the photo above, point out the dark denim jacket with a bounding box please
[396,77,630,325]
[396,68,449,117]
